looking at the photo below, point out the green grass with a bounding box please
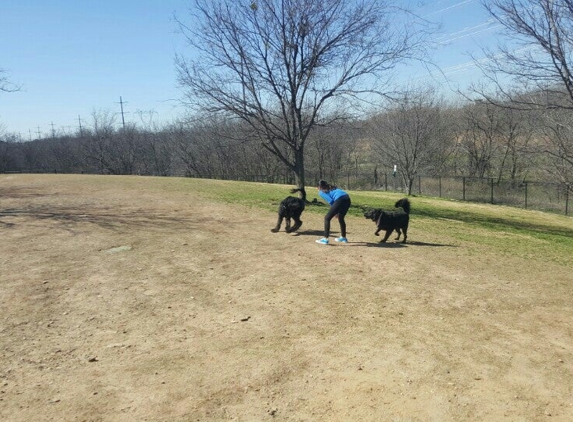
[173,177,573,263]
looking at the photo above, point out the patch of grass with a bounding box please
[181,178,573,264]
[359,192,573,262]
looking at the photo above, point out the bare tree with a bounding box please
[141,131,173,176]
[81,110,118,174]
[461,101,502,178]
[472,0,573,185]
[474,1,573,107]
[370,87,453,195]
[0,135,23,172]
[306,123,358,185]
[175,0,431,198]
[493,107,534,183]
[170,122,221,178]
[536,109,573,184]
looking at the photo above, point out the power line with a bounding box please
[437,23,503,45]
[434,19,498,44]
[422,0,475,18]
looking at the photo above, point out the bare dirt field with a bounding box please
[1,174,573,421]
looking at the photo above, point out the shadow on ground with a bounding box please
[0,206,203,232]
[287,229,455,248]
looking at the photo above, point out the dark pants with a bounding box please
[324,196,351,238]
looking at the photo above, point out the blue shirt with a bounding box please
[319,187,349,205]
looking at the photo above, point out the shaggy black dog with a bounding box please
[271,188,305,233]
[363,198,411,243]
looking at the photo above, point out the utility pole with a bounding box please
[36,126,41,139]
[28,129,32,141]
[50,122,56,138]
[78,115,83,137]
[118,96,127,129]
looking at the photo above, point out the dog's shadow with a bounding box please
[406,240,457,247]
[362,240,456,248]
[291,230,456,248]
[363,241,407,248]
[291,233,408,248]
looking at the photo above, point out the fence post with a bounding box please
[463,177,466,201]
[566,186,570,216]
[490,178,494,204]
[418,175,422,195]
[384,173,388,191]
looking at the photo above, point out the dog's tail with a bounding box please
[395,198,411,214]
[290,187,307,202]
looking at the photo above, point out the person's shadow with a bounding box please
[292,230,456,248]
[292,229,325,237]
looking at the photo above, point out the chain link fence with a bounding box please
[336,174,571,216]
[4,170,571,215]
[187,171,571,216]
[411,176,570,215]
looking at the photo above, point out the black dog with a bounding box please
[271,188,305,233]
[363,198,411,243]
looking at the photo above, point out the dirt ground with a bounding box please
[1,174,573,421]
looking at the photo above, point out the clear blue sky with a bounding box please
[0,0,501,138]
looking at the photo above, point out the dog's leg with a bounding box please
[285,218,291,233]
[402,227,407,243]
[375,215,384,236]
[288,216,303,233]
[395,228,402,241]
[271,215,283,233]
[380,229,392,243]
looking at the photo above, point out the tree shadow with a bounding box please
[0,186,57,199]
[0,206,203,232]
[415,207,573,238]
[0,219,15,228]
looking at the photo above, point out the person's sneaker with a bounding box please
[315,238,329,245]
[334,237,348,243]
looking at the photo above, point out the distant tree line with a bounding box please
[2,0,573,197]
[1,88,572,195]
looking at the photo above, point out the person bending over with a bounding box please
[315,180,351,245]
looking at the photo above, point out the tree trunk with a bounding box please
[293,147,307,202]
[404,173,414,196]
